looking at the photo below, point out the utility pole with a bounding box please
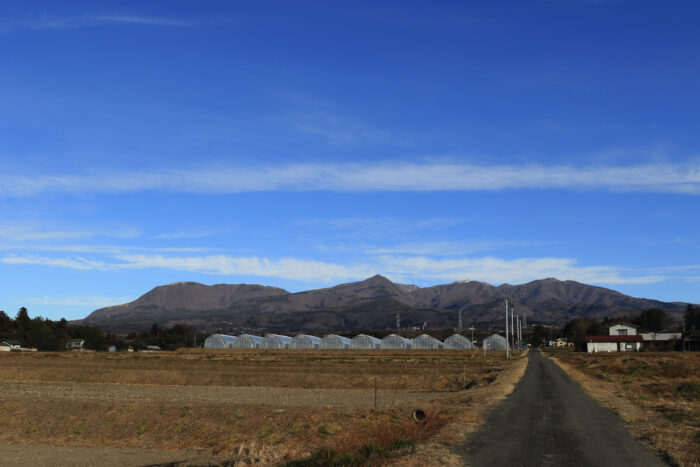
[396,313,400,330]
[519,316,522,349]
[458,309,463,332]
[511,305,515,353]
[505,299,510,358]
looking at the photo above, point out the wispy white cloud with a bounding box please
[0,14,192,33]
[2,255,109,270]
[1,161,699,197]
[375,255,665,285]
[114,254,374,282]
[0,223,140,242]
[23,295,133,307]
[4,251,695,288]
[367,239,545,256]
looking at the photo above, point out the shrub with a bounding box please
[675,382,700,401]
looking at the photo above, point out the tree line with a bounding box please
[0,307,206,351]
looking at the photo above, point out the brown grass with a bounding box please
[547,350,700,466]
[0,349,509,391]
[0,349,526,464]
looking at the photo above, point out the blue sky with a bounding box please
[1,1,699,320]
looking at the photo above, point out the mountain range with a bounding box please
[80,275,690,333]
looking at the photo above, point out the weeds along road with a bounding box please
[460,350,666,467]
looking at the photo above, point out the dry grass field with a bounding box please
[548,350,700,466]
[0,348,528,465]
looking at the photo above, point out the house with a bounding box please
[1,339,22,351]
[586,335,643,353]
[65,339,85,351]
[608,323,639,336]
[639,330,682,342]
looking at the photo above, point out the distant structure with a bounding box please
[483,334,509,351]
[261,334,292,349]
[230,334,263,349]
[444,334,476,350]
[412,334,444,349]
[203,334,237,349]
[290,334,321,349]
[351,334,381,349]
[381,334,412,349]
[320,334,351,349]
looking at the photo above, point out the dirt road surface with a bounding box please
[0,380,439,408]
[459,350,666,466]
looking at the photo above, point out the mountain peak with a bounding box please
[363,274,393,284]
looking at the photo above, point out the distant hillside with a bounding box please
[80,275,689,333]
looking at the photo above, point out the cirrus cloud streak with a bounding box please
[1,162,699,197]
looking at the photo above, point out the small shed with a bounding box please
[482,334,509,350]
[351,334,382,349]
[381,334,412,349]
[320,334,351,349]
[261,334,293,349]
[65,339,85,351]
[290,334,321,349]
[587,335,643,353]
[640,331,682,342]
[1,339,21,351]
[231,334,263,349]
[444,334,477,350]
[412,334,445,349]
[204,334,237,349]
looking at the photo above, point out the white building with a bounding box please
[482,334,509,351]
[230,334,263,349]
[203,334,237,349]
[290,334,321,349]
[608,323,639,336]
[444,334,476,350]
[351,334,381,349]
[586,335,643,353]
[261,334,293,349]
[412,334,444,349]
[640,331,682,342]
[380,334,412,349]
[320,334,351,349]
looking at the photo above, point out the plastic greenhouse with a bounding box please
[230,334,263,349]
[443,334,477,350]
[290,334,321,349]
[412,334,444,349]
[320,334,351,349]
[203,334,237,349]
[351,334,382,349]
[261,334,293,349]
[483,334,509,350]
[381,334,413,349]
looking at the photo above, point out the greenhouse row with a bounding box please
[204,332,509,350]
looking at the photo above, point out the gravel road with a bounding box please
[460,350,666,466]
[0,380,440,408]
